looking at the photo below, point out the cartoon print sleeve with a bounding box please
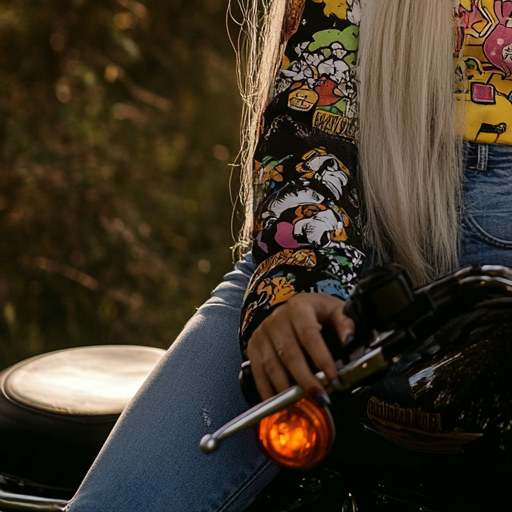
[239,0,366,353]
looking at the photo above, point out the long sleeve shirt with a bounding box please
[239,0,365,352]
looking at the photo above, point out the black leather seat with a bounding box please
[0,345,165,493]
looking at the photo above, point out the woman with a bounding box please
[66,0,512,510]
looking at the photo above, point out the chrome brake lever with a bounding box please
[200,347,388,453]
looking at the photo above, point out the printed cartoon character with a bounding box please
[311,72,357,118]
[296,148,350,201]
[262,188,325,249]
[280,47,322,93]
[292,204,350,246]
[277,26,358,101]
[475,121,507,141]
[454,56,487,95]
[483,0,512,76]
[287,81,319,112]
[315,76,343,107]
[455,0,492,55]
[262,188,325,225]
[334,77,357,117]
[316,43,350,83]
[321,247,365,278]
[316,278,348,298]
[240,273,298,337]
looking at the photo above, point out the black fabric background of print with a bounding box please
[255,115,359,176]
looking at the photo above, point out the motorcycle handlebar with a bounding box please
[240,264,512,406]
[202,264,512,455]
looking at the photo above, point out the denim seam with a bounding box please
[464,212,512,248]
[218,459,277,512]
[476,143,488,171]
[198,302,244,312]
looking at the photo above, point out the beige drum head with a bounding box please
[2,345,165,416]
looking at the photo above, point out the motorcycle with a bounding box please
[201,264,512,512]
[1,265,510,511]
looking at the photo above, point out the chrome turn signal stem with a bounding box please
[200,384,307,453]
[200,347,389,453]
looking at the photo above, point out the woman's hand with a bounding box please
[246,292,355,401]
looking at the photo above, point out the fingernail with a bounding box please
[330,377,342,391]
[307,387,331,407]
[344,334,355,346]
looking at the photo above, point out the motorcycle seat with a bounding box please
[0,345,165,495]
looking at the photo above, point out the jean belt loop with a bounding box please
[477,143,489,171]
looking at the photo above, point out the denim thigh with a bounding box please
[66,255,280,512]
[460,142,512,267]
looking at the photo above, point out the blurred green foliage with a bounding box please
[0,0,243,369]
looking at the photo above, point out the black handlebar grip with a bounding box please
[239,360,261,406]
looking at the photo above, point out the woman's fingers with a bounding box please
[288,298,339,384]
[248,314,294,400]
[249,310,321,399]
[249,358,276,401]
[265,321,325,397]
[257,335,292,395]
[306,293,355,344]
[326,303,356,345]
[247,292,356,400]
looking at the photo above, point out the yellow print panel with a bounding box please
[257,277,297,307]
[312,0,349,20]
[456,0,512,144]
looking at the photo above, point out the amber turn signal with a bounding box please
[258,397,335,469]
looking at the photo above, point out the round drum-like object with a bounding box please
[0,345,165,493]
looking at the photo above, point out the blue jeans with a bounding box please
[65,254,279,512]
[460,142,512,267]
[67,144,512,512]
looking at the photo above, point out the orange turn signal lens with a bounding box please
[258,397,334,469]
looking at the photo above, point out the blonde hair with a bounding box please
[236,0,463,285]
[231,0,287,251]
[359,0,463,284]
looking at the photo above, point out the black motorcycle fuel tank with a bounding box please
[333,306,512,511]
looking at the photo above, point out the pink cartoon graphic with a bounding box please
[483,1,512,76]
[455,0,489,56]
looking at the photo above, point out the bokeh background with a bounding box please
[0,0,243,370]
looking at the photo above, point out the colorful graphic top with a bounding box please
[240,0,512,351]
[456,0,512,144]
[239,0,365,351]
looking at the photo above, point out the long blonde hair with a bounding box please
[236,0,463,285]
[359,0,463,284]
[231,0,287,251]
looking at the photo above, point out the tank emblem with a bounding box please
[366,396,483,454]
